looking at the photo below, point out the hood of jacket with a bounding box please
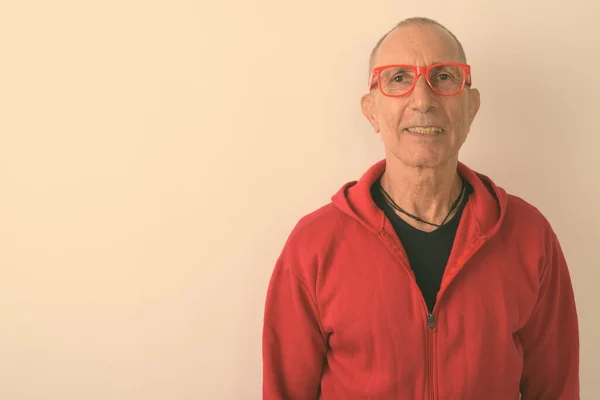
[331,159,507,241]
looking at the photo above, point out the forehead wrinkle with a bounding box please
[369,20,466,74]
[379,33,459,64]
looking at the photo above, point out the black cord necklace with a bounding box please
[379,177,466,228]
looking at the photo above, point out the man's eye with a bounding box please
[437,73,452,80]
[393,75,404,82]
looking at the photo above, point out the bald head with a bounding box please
[369,17,467,73]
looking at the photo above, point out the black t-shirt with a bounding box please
[371,177,472,312]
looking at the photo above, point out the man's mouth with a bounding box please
[405,126,444,135]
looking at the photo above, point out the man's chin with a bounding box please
[389,151,448,170]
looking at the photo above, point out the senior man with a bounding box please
[262,17,579,399]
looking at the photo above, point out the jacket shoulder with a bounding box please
[285,202,347,248]
[505,194,552,229]
[273,202,350,286]
[503,194,559,257]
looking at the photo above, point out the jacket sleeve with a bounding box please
[518,229,580,399]
[262,251,327,400]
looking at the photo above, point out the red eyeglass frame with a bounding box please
[368,62,472,97]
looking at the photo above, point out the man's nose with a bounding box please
[409,75,437,113]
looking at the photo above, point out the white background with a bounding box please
[0,0,598,398]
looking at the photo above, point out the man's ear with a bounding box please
[468,88,481,124]
[361,93,379,133]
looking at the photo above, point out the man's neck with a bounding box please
[380,157,462,231]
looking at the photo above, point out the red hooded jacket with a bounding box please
[262,159,579,399]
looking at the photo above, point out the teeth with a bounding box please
[406,126,443,134]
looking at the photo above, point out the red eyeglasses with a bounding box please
[368,62,472,97]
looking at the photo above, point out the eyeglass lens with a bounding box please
[378,64,465,95]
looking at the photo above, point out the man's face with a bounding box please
[361,23,480,169]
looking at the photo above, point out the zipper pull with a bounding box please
[427,313,436,331]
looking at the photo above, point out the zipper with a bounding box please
[423,237,487,400]
[427,313,435,400]
[377,230,490,400]
[378,230,439,399]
